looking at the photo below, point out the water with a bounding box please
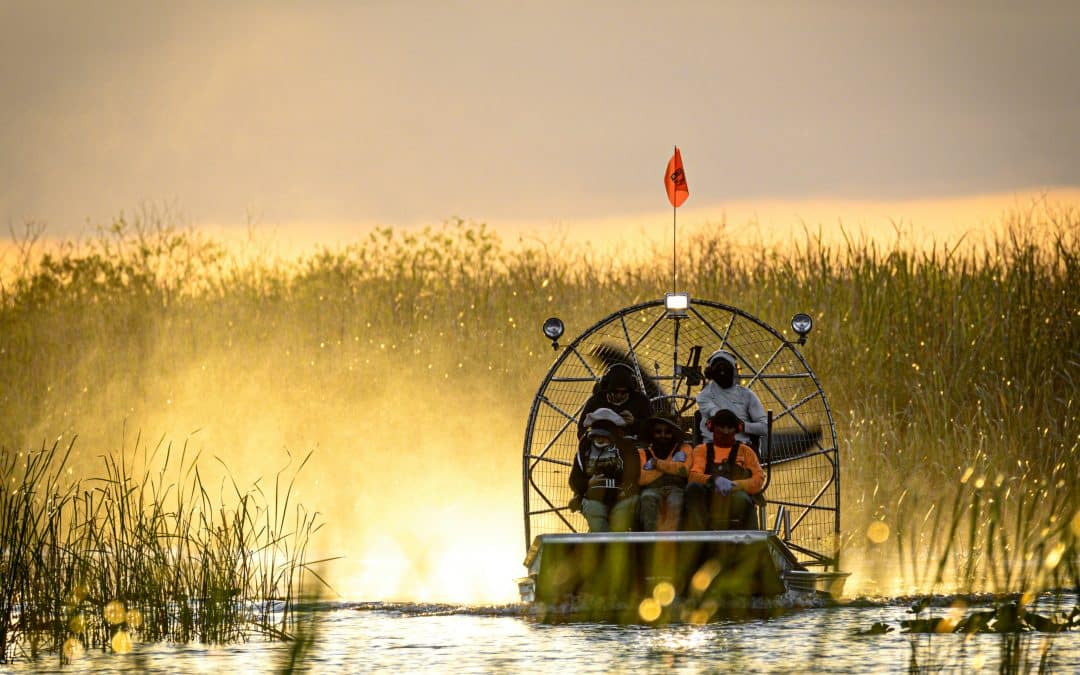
[8,598,1079,673]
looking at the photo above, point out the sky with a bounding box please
[2,1,1079,246]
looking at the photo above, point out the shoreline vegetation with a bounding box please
[1,204,1077,662]
[0,435,328,665]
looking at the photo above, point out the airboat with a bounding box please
[518,293,850,616]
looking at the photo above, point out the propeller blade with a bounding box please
[766,426,823,461]
[586,342,667,400]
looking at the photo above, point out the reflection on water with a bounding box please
[10,596,1079,673]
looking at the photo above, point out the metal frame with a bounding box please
[521,298,841,570]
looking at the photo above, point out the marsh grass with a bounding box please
[0,434,329,664]
[878,457,1078,602]
[0,205,1077,645]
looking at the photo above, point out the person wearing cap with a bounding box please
[696,349,768,450]
[577,363,653,439]
[685,408,765,531]
[568,407,642,532]
[637,415,694,531]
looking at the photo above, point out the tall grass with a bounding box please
[0,434,328,664]
[1,206,1076,600]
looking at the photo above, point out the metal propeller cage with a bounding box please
[522,298,841,569]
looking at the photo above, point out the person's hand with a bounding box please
[568,495,582,513]
[643,458,655,471]
[672,450,687,462]
[588,475,607,488]
[620,410,635,426]
[713,476,735,496]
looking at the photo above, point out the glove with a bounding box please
[713,476,735,496]
[643,458,655,471]
[671,450,686,462]
[568,495,582,513]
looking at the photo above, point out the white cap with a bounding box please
[583,408,628,428]
[706,349,737,367]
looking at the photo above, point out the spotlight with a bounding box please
[542,317,564,350]
[791,312,813,344]
[665,292,689,318]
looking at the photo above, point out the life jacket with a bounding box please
[705,441,765,505]
[704,441,752,482]
[642,446,687,490]
[583,444,626,502]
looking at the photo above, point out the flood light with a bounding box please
[542,317,564,350]
[791,312,813,344]
[665,292,689,317]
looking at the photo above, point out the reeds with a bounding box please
[882,460,1078,596]
[0,435,327,664]
[0,204,1076,629]
[3,210,1074,476]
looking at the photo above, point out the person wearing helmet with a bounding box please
[637,414,693,531]
[577,363,653,439]
[684,408,765,531]
[568,408,641,532]
[696,349,768,450]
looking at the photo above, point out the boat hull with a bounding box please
[520,530,847,611]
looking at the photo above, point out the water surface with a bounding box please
[11,597,1079,673]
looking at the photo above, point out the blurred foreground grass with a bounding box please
[1,205,1077,607]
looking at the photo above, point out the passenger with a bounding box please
[696,349,768,449]
[684,408,765,531]
[567,408,641,532]
[637,415,693,531]
[578,363,653,439]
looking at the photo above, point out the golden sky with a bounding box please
[2,1,1079,240]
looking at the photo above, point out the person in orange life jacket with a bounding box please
[568,408,641,532]
[578,363,653,440]
[637,415,694,531]
[684,408,765,531]
[696,350,768,450]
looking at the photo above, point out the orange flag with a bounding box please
[664,147,689,208]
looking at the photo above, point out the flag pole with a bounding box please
[672,145,677,295]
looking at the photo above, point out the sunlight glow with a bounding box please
[428,544,520,603]
[652,581,676,607]
[690,559,722,593]
[103,600,126,626]
[62,637,84,660]
[345,523,521,603]
[1044,542,1066,570]
[638,597,662,622]
[126,608,144,628]
[866,521,890,544]
[350,538,410,599]
[111,630,133,654]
